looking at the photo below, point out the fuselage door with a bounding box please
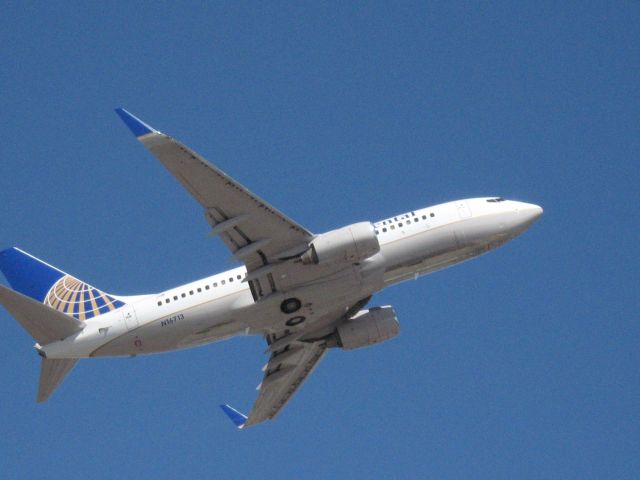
[456,200,472,219]
[122,305,139,331]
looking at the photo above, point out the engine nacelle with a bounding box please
[301,222,380,265]
[328,306,399,351]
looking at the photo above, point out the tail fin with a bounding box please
[0,247,125,321]
[38,358,78,402]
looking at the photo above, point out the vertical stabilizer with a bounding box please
[0,247,65,302]
[0,247,125,321]
[38,358,78,402]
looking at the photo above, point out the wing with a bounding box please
[221,299,373,428]
[244,339,327,427]
[115,108,314,300]
[221,338,328,429]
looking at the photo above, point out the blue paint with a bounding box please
[93,291,106,309]
[220,404,247,428]
[0,247,65,302]
[115,108,156,137]
[0,247,126,319]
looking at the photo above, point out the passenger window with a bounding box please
[165,299,170,304]
[375,229,379,235]
[399,222,403,227]
[205,285,210,290]
[382,228,387,232]
[390,225,396,230]
[181,293,186,298]
[173,296,178,301]
[189,290,194,295]
[157,301,162,306]
[237,275,242,280]
[197,288,202,293]
[406,220,411,225]
[430,213,435,217]
[221,280,226,285]
[229,277,233,282]
[213,282,218,287]
[422,215,427,219]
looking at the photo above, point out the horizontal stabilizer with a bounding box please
[220,404,247,429]
[0,285,83,345]
[38,358,78,402]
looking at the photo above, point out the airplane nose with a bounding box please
[519,203,543,221]
[512,202,543,233]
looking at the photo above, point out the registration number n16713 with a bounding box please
[161,313,184,327]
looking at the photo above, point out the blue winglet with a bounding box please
[115,107,156,138]
[220,404,247,428]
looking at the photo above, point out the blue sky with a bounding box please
[1,2,638,478]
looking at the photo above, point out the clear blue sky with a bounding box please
[1,2,638,479]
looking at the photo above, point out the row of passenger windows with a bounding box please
[157,274,244,306]
[375,212,435,235]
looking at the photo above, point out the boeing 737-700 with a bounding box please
[0,109,542,428]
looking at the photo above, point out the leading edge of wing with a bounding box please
[115,107,157,138]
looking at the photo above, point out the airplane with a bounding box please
[0,108,543,428]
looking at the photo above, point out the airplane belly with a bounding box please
[381,226,458,285]
[230,264,382,336]
[90,290,253,356]
[380,213,519,285]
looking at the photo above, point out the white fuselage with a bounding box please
[40,198,542,360]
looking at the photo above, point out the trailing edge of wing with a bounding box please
[220,404,247,429]
[115,108,157,138]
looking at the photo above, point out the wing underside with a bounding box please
[244,339,327,427]
[227,298,371,428]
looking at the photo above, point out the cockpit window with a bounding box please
[486,197,505,203]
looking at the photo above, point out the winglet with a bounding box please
[220,404,247,429]
[115,108,157,138]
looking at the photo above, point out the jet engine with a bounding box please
[300,222,380,265]
[327,306,399,350]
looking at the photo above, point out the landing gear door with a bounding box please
[122,305,139,331]
[456,200,472,219]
